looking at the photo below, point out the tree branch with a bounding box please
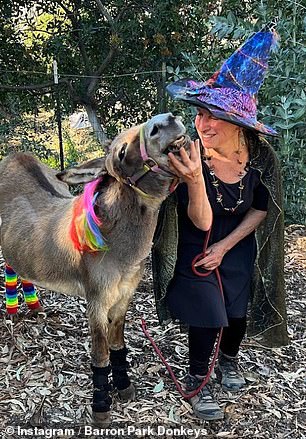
[115,4,142,23]
[94,0,115,28]
[87,47,117,96]
[0,82,56,92]
[54,0,91,74]
[85,1,120,96]
[70,0,92,74]
[0,78,72,94]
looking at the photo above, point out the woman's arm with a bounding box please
[186,173,212,231]
[196,207,267,270]
[168,140,212,231]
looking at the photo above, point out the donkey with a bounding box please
[0,113,190,426]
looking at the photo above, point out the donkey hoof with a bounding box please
[28,305,44,316]
[92,411,111,427]
[118,383,136,402]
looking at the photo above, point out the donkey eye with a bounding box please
[118,143,127,161]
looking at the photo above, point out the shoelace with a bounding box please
[185,377,211,398]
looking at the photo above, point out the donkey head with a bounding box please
[58,113,190,200]
[106,112,190,200]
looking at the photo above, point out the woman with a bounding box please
[152,28,288,421]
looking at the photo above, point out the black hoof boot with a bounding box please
[91,364,112,427]
[110,347,136,401]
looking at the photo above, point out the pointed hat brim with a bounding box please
[166,79,278,136]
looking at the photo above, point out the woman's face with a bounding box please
[195,107,239,150]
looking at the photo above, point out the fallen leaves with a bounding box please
[0,225,305,438]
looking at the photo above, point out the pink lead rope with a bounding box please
[141,223,225,399]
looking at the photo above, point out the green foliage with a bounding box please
[0,115,58,164]
[0,1,214,130]
[63,129,83,167]
[62,126,103,167]
[0,111,104,170]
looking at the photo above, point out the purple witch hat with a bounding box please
[166,28,279,136]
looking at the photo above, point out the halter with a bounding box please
[124,126,178,198]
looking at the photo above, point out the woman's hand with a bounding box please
[168,139,202,184]
[194,242,227,270]
[169,138,212,231]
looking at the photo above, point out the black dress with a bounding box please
[166,161,269,328]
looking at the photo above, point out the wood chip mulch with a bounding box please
[0,225,305,439]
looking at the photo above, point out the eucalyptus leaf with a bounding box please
[153,380,164,393]
[168,405,176,422]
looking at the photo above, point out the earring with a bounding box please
[236,129,246,164]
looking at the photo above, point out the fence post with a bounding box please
[161,61,167,113]
[53,60,64,171]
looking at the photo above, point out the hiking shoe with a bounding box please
[183,374,224,421]
[217,352,246,392]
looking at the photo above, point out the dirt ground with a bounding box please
[0,225,305,439]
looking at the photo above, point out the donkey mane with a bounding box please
[15,153,70,199]
[70,177,108,253]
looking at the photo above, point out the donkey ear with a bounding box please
[56,157,107,185]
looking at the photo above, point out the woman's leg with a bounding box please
[188,325,219,376]
[218,316,247,391]
[219,316,247,357]
[186,325,223,421]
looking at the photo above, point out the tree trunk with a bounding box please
[84,104,108,146]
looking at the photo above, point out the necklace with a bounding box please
[201,130,251,213]
[203,157,251,213]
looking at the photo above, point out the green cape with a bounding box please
[152,134,289,347]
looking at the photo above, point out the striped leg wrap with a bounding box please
[5,263,18,314]
[21,280,41,311]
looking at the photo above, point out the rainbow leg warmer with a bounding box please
[5,263,18,314]
[21,280,41,311]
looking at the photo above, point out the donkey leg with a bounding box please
[108,266,143,401]
[109,335,136,402]
[88,310,112,427]
[4,263,18,315]
[21,279,43,313]
[108,305,135,401]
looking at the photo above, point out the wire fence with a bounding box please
[0,68,305,83]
